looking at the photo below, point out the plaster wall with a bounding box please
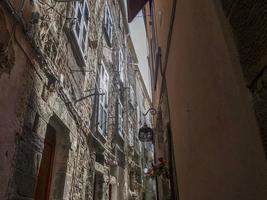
[163,0,267,199]
[0,15,33,199]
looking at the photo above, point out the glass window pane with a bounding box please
[75,23,80,37]
[84,4,89,21]
[78,9,82,24]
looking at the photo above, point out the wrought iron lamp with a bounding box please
[139,123,154,142]
[138,108,157,142]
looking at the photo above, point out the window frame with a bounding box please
[104,2,113,44]
[128,118,134,147]
[97,62,109,136]
[118,48,124,82]
[68,0,90,67]
[117,98,124,138]
[73,0,89,57]
[129,85,135,106]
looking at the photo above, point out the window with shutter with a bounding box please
[135,136,141,154]
[74,0,89,55]
[104,2,113,44]
[128,119,134,146]
[129,85,135,106]
[118,11,122,29]
[117,99,124,137]
[98,63,109,135]
[118,49,124,82]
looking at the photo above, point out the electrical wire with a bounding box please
[1,22,16,55]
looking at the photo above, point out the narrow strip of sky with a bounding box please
[129,11,152,98]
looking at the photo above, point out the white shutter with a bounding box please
[118,99,124,137]
[104,3,113,42]
[74,0,89,54]
[98,63,109,135]
[104,66,109,106]
[119,49,124,82]
[129,85,134,106]
[129,119,134,146]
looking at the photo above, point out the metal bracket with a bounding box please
[74,90,105,103]
[143,107,157,116]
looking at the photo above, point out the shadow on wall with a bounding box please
[11,112,71,199]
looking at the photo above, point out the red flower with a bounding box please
[158,157,167,164]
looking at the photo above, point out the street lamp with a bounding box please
[139,123,154,142]
[138,108,157,142]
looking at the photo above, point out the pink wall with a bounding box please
[164,0,267,199]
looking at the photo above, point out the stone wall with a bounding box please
[0,0,151,199]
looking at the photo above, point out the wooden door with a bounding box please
[109,184,112,200]
[35,125,56,200]
[93,173,104,200]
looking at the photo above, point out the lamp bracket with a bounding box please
[143,107,157,116]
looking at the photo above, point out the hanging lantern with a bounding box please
[138,123,153,142]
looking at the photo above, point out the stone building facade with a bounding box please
[0,0,152,200]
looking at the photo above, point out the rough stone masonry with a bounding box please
[0,0,154,200]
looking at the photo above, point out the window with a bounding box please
[98,63,109,135]
[118,11,122,29]
[117,99,124,137]
[135,136,141,154]
[129,85,135,106]
[74,0,89,56]
[118,49,124,82]
[104,3,113,44]
[128,119,134,146]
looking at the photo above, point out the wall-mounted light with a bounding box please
[139,123,153,142]
[138,107,157,142]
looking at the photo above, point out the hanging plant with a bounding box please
[146,157,169,179]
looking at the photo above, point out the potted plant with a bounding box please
[146,157,169,179]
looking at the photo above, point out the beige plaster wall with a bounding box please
[163,0,267,199]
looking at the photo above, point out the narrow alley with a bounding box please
[1,1,267,200]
